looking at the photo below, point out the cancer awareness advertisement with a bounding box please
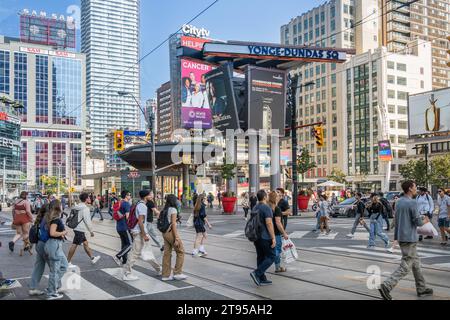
[181,58,213,129]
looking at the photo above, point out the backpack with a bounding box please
[245,207,265,242]
[113,200,123,221]
[157,208,171,233]
[380,198,392,217]
[29,223,40,244]
[126,202,141,230]
[66,209,83,229]
[39,219,50,243]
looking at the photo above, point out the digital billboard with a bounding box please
[378,140,393,162]
[408,88,450,137]
[204,63,240,132]
[246,66,287,132]
[181,36,210,51]
[180,58,213,129]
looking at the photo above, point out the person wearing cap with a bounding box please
[122,190,161,281]
[416,187,434,241]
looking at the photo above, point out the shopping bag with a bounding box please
[141,242,156,262]
[417,222,439,237]
[281,239,298,264]
[186,214,194,228]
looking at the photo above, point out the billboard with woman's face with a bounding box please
[181,58,213,129]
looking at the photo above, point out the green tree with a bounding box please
[40,175,67,195]
[430,154,450,187]
[297,147,317,187]
[399,160,427,186]
[327,168,347,184]
[220,158,237,197]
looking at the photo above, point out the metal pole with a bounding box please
[424,144,429,189]
[150,111,157,197]
[2,158,6,204]
[57,165,60,198]
[290,74,299,216]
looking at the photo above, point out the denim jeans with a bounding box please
[30,241,49,290]
[368,216,390,247]
[274,235,282,268]
[313,213,321,231]
[45,239,68,295]
[91,208,103,220]
[351,213,370,235]
[254,238,275,280]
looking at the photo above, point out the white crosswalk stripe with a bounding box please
[102,268,178,294]
[223,231,245,238]
[317,232,339,240]
[289,231,310,239]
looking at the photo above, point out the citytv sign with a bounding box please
[182,24,210,38]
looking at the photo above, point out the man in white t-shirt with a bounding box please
[123,190,161,281]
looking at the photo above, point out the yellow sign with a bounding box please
[69,187,75,193]
[112,186,116,193]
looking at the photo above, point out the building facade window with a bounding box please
[397,76,407,85]
[21,141,27,175]
[70,143,82,185]
[14,52,27,122]
[397,91,407,100]
[52,58,82,125]
[35,142,48,189]
[52,143,67,179]
[35,55,49,123]
[387,61,395,69]
[397,63,407,71]
[0,51,10,94]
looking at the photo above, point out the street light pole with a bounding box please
[118,91,156,196]
[288,74,315,216]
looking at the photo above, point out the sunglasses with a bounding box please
[438,190,443,193]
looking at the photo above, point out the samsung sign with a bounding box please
[203,43,347,62]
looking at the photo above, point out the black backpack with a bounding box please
[245,208,264,242]
[380,198,392,217]
[66,209,83,229]
[157,208,171,233]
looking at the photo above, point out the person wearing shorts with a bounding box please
[437,188,450,245]
[67,193,100,266]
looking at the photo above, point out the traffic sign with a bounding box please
[124,131,146,137]
[128,171,140,179]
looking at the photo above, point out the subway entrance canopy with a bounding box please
[179,40,355,70]
[119,40,355,169]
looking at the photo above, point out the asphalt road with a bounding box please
[1,207,450,300]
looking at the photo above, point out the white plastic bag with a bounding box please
[281,239,298,264]
[141,242,156,262]
[417,222,439,237]
[186,214,194,228]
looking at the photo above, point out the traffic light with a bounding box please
[114,130,124,151]
[313,126,324,147]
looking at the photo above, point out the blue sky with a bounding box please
[0,0,324,102]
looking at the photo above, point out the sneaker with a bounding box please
[419,236,423,242]
[192,249,199,257]
[91,256,101,265]
[367,246,376,250]
[346,234,354,238]
[161,276,174,281]
[122,273,139,281]
[425,236,433,240]
[260,279,273,286]
[199,251,208,257]
[386,247,394,254]
[8,241,14,252]
[29,289,45,296]
[113,256,122,267]
[174,274,188,281]
[46,293,64,300]
[378,283,392,300]
[67,263,77,269]
[417,288,433,298]
[250,272,261,286]
[0,279,20,290]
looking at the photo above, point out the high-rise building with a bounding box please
[156,81,173,142]
[0,36,86,190]
[81,0,140,157]
[380,0,449,89]
[343,41,432,191]
[280,0,360,182]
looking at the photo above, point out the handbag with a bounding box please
[417,222,439,237]
[141,242,156,262]
[281,239,298,264]
[186,214,194,228]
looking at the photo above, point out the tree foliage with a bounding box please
[297,147,317,183]
[399,160,427,186]
[430,154,450,187]
[327,168,347,184]
[40,175,67,195]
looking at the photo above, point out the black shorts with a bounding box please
[73,231,87,245]
[195,224,206,234]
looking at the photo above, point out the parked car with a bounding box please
[331,197,370,218]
